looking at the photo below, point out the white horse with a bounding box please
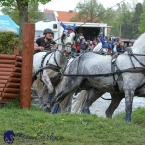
[32,22,76,111]
[51,32,145,122]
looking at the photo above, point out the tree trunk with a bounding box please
[16,0,29,36]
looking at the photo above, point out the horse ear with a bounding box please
[60,22,66,29]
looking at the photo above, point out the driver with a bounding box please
[34,28,57,54]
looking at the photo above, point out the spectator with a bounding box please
[117,41,126,53]
[71,42,77,57]
[88,41,94,51]
[93,41,98,48]
[129,43,133,47]
[124,43,127,48]
[113,42,119,53]
[80,38,88,54]
[76,38,81,55]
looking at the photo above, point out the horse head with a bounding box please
[60,22,76,56]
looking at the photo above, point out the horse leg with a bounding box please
[105,93,124,118]
[82,90,91,114]
[42,75,54,112]
[82,89,104,114]
[60,93,73,113]
[32,78,45,109]
[124,89,134,122]
[52,77,83,114]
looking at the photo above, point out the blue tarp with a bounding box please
[0,15,19,35]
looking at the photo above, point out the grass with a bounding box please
[0,99,145,145]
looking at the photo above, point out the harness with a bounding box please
[32,49,61,83]
[32,44,71,85]
[63,49,145,92]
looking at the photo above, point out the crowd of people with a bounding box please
[33,28,134,57]
[71,35,134,57]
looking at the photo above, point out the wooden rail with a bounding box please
[0,23,34,109]
[0,54,22,103]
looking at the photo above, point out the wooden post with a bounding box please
[20,23,35,109]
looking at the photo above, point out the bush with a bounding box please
[0,32,21,54]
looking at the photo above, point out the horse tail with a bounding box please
[71,90,87,113]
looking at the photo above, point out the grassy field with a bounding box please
[0,99,145,145]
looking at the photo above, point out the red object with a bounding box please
[76,45,81,51]
[108,49,112,53]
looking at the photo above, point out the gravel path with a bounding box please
[89,92,145,117]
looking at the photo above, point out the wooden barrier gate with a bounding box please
[0,54,22,103]
[0,23,34,109]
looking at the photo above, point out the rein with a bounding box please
[62,50,145,77]
[63,67,145,77]
[36,44,72,74]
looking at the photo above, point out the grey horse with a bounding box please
[32,22,76,112]
[51,32,145,122]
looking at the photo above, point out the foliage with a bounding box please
[71,0,145,39]
[119,11,134,39]
[131,3,143,38]
[0,32,21,54]
[138,4,145,33]
[110,2,133,37]
[28,2,45,23]
[0,0,50,7]
[1,102,145,144]
[1,1,44,25]
[70,0,105,23]
[1,6,19,25]
[110,2,144,39]
[0,0,51,36]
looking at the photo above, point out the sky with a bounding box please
[39,0,144,12]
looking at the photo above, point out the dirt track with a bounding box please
[90,92,145,117]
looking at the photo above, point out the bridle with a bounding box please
[61,29,76,46]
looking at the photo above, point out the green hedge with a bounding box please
[0,32,21,54]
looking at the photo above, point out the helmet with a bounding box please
[43,28,54,35]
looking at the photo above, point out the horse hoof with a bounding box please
[43,106,51,113]
[84,108,91,114]
[125,113,131,122]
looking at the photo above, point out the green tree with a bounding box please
[28,2,45,23]
[110,2,133,37]
[0,0,51,35]
[0,32,18,54]
[138,4,145,33]
[119,11,134,39]
[1,6,19,25]
[70,0,105,23]
[131,3,143,38]
[1,2,44,25]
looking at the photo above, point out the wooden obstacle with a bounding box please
[0,23,34,109]
[0,54,22,103]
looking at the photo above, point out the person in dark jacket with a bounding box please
[117,41,126,53]
[80,37,88,54]
[34,28,56,54]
